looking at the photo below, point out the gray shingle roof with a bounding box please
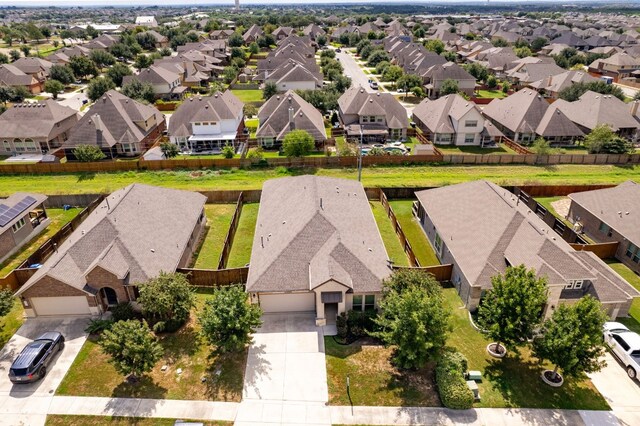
[482,88,549,134]
[0,100,78,140]
[256,90,326,141]
[338,86,408,129]
[0,64,35,86]
[412,94,478,135]
[168,90,243,138]
[553,91,640,131]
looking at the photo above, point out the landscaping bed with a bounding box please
[192,204,236,269]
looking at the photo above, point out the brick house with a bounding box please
[14,184,206,317]
[0,193,49,265]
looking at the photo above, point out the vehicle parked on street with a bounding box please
[603,322,640,380]
[8,332,65,384]
[370,81,379,90]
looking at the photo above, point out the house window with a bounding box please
[465,120,478,128]
[353,294,375,311]
[565,279,584,290]
[3,141,9,151]
[626,243,640,263]
[599,222,613,237]
[436,133,452,143]
[376,117,384,123]
[353,295,363,310]
[434,232,443,255]
[464,133,475,144]
[364,295,375,311]
[362,116,369,123]
[12,218,25,233]
[261,138,274,148]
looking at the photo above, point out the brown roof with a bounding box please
[0,64,35,87]
[169,91,244,138]
[257,90,326,141]
[338,86,408,129]
[0,100,78,140]
[246,176,392,293]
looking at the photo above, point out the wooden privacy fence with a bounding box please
[177,267,249,287]
[379,189,420,267]
[217,193,244,270]
[393,264,454,283]
[570,242,620,259]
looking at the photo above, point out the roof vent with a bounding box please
[151,248,155,253]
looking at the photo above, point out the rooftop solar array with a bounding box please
[0,196,37,227]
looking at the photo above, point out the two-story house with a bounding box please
[122,66,185,100]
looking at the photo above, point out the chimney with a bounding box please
[631,101,639,116]
[288,106,295,131]
[546,74,553,87]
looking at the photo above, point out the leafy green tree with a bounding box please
[135,32,156,50]
[159,47,172,57]
[463,63,488,82]
[199,285,262,353]
[366,50,390,67]
[382,65,403,82]
[106,63,132,87]
[412,86,426,98]
[122,79,155,104]
[87,76,115,102]
[502,82,510,93]
[477,265,548,355]
[282,129,315,157]
[137,272,195,333]
[160,141,179,159]
[44,79,64,99]
[263,81,277,100]
[133,54,153,71]
[249,42,259,55]
[492,37,508,47]
[486,75,497,89]
[20,46,30,57]
[9,49,20,62]
[397,73,422,92]
[0,53,8,64]
[0,86,14,106]
[72,144,106,162]
[584,124,634,154]
[424,39,445,54]
[98,320,163,381]
[531,37,548,52]
[222,143,235,159]
[533,296,608,383]
[89,49,116,68]
[49,64,75,84]
[371,270,450,369]
[316,34,327,46]
[532,138,552,155]
[0,287,14,318]
[558,81,625,102]
[228,33,244,47]
[439,79,459,96]
[375,61,391,75]
[222,66,238,84]
[69,55,98,79]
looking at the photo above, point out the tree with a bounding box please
[44,80,64,99]
[531,37,548,52]
[492,37,508,47]
[222,143,235,159]
[477,265,548,355]
[584,124,634,154]
[69,55,98,79]
[9,49,20,62]
[136,32,156,50]
[72,145,106,162]
[87,76,115,102]
[514,46,533,58]
[159,47,172,57]
[20,46,30,57]
[502,82,510,93]
[98,320,163,381]
[486,75,498,89]
[248,42,259,55]
[533,296,608,383]
[366,50,389,67]
[371,270,450,369]
[382,65,403,82]
[0,287,14,318]
[531,138,552,155]
[199,285,262,353]
[137,272,195,333]
[397,73,422,92]
[558,81,625,102]
[463,63,488,82]
[133,54,153,71]
[228,33,244,47]
[160,142,179,159]
[222,66,238,84]
[263,81,277,100]
[282,129,315,157]
[424,39,445,54]
[106,62,132,87]
[0,86,14,106]
[439,79,459,96]
[89,49,116,69]
[49,64,75,84]
[316,34,327,46]
[122,79,155,103]
[0,53,8,64]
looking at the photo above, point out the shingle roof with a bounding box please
[246,176,392,293]
[412,94,478,134]
[0,64,35,86]
[553,90,640,131]
[0,100,78,140]
[535,104,584,138]
[338,86,408,129]
[168,91,243,138]
[482,88,549,134]
[256,90,326,141]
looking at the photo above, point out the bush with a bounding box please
[246,147,264,160]
[436,350,474,409]
[73,144,106,162]
[336,312,348,338]
[222,143,235,159]
[85,319,113,334]
[111,302,135,322]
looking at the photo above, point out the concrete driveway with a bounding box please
[589,351,640,424]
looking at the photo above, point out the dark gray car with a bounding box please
[9,331,64,384]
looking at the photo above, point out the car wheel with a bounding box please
[58,342,64,352]
[628,366,636,379]
[39,366,46,379]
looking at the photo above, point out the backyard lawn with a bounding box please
[0,207,82,277]
[230,89,263,103]
[56,289,246,401]
[192,204,236,269]
[226,203,259,268]
[476,90,507,99]
[436,144,517,155]
[388,200,439,266]
[369,201,409,267]
[45,416,231,425]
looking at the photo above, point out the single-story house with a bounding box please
[0,193,49,265]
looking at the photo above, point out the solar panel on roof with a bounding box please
[0,196,37,227]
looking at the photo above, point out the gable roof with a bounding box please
[482,88,549,134]
[0,64,35,86]
[338,86,409,129]
[169,91,243,138]
[535,104,585,138]
[246,176,392,293]
[528,70,598,93]
[412,94,479,134]
[553,90,640,131]
[257,90,326,141]
[0,100,78,140]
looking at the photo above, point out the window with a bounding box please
[434,232,443,255]
[361,116,369,123]
[599,222,613,237]
[465,120,478,128]
[12,218,25,233]
[464,133,475,144]
[376,117,384,123]
[612,334,631,351]
[353,294,375,311]
[436,133,452,143]
[261,138,274,148]
[364,295,375,311]
[3,141,9,151]
[565,279,584,290]
[626,243,640,263]
[352,295,363,310]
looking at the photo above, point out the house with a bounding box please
[0,193,49,265]
[261,60,322,91]
[84,34,120,51]
[62,90,165,159]
[272,26,295,40]
[0,101,79,154]
[589,52,640,81]
[415,180,639,319]
[528,70,598,98]
[303,24,326,41]
[421,62,476,98]
[122,66,185,100]
[135,16,158,28]
[11,57,52,83]
[246,176,392,325]
[568,181,640,276]
[140,30,169,48]
[256,90,326,149]
[14,184,206,317]
[412,94,502,146]
[338,86,408,142]
[506,59,566,87]
[243,24,264,44]
[0,64,43,94]
[168,91,244,153]
[209,29,235,40]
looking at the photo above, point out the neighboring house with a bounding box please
[528,70,598,98]
[246,176,392,325]
[338,86,409,142]
[412,94,503,146]
[209,29,235,40]
[140,30,169,48]
[272,26,295,40]
[0,101,78,154]
[84,34,120,51]
[303,23,326,41]
[168,91,244,153]
[415,180,639,319]
[14,184,206,317]
[256,90,326,149]
[0,64,42,94]
[122,66,185,100]
[261,60,322,91]
[62,90,166,159]
[135,16,158,28]
[11,57,52,82]
[568,181,640,276]
[243,24,264,44]
[589,52,640,81]
[421,62,476,98]
[0,193,49,265]
[506,59,566,87]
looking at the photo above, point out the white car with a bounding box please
[603,322,640,380]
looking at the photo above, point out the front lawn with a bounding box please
[0,207,82,277]
[324,337,440,406]
[388,200,439,266]
[437,144,517,155]
[56,289,246,401]
[230,89,263,103]
[0,299,25,350]
[193,204,236,269]
[369,201,410,267]
[45,416,231,426]
[226,203,259,268]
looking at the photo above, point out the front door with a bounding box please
[324,303,338,325]
[101,287,118,308]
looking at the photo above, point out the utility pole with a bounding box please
[358,127,363,182]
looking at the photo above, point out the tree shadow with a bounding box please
[380,361,441,407]
[156,322,200,363]
[111,375,168,399]
[76,172,96,182]
[204,347,250,402]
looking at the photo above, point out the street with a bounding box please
[334,49,376,93]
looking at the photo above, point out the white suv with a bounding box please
[603,322,640,380]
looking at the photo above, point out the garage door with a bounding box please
[259,293,315,313]
[31,296,91,316]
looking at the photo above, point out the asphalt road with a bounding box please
[334,49,375,93]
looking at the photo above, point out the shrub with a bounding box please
[436,349,474,409]
[137,272,195,333]
[73,144,106,162]
[336,312,348,338]
[222,143,235,159]
[246,147,264,160]
[85,319,113,334]
[111,302,135,322]
[347,309,377,338]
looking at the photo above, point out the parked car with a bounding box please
[336,48,342,53]
[603,322,640,380]
[9,332,65,384]
[370,81,379,90]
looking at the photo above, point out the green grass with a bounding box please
[57,289,246,401]
[324,337,440,406]
[45,416,231,425]
[3,164,640,196]
[0,207,82,277]
[193,204,236,269]
[476,90,508,99]
[605,259,640,333]
[226,203,259,268]
[444,287,609,409]
[369,201,409,267]
[388,200,439,266]
[230,89,263,103]
[0,299,25,350]
[437,144,517,155]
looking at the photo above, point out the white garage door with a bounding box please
[259,293,315,313]
[31,296,91,316]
